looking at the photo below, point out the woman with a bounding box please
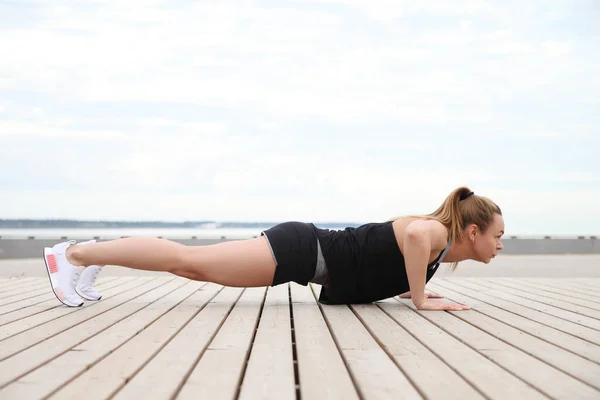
[43,186,504,311]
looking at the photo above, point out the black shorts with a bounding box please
[260,221,318,286]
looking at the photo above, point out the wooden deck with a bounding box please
[0,276,599,400]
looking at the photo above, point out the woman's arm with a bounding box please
[402,220,469,310]
[403,221,437,308]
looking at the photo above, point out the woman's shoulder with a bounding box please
[391,217,449,252]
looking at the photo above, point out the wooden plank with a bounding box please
[426,282,600,391]
[0,277,128,327]
[0,283,50,304]
[397,298,600,399]
[0,277,54,291]
[378,299,547,400]
[429,280,600,364]
[524,279,600,300]
[102,286,242,400]
[50,284,236,400]
[0,281,48,301]
[0,277,155,345]
[0,278,38,293]
[455,279,600,331]
[175,287,267,400]
[570,279,600,290]
[0,277,136,324]
[0,281,212,400]
[0,277,180,388]
[509,279,600,304]
[437,279,600,346]
[0,287,50,308]
[238,284,296,400]
[519,278,600,296]
[290,283,358,400]
[1,276,118,298]
[485,278,600,314]
[474,278,600,321]
[318,298,422,399]
[351,303,484,400]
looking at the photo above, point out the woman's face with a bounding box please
[472,213,505,263]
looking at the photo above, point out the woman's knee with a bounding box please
[167,248,207,280]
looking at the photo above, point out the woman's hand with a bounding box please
[417,298,471,311]
[399,290,444,299]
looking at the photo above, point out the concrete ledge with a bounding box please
[0,236,599,259]
[0,238,241,259]
[501,237,600,254]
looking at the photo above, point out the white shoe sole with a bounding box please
[75,287,102,301]
[43,248,83,307]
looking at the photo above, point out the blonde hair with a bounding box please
[390,186,502,270]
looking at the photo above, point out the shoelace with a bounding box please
[72,269,82,289]
[91,267,101,284]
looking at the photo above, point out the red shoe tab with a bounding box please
[47,254,59,273]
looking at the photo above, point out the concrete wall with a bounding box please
[0,238,231,259]
[501,237,600,254]
[1,236,599,259]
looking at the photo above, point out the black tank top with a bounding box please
[313,221,449,304]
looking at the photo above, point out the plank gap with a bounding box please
[37,279,195,398]
[432,280,600,363]
[0,280,145,341]
[167,286,242,400]
[376,303,492,400]
[0,278,178,392]
[442,279,600,332]
[289,284,301,400]
[349,304,430,400]
[395,298,559,399]
[0,277,135,325]
[0,276,166,363]
[483,279,600,316]
[428,281,600,390]
[233,286,268,400]
[309,284,364,400]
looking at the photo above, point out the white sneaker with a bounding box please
[43,240,84,307]
[75,240,104,301]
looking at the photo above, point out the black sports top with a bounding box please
[314,221,451,304]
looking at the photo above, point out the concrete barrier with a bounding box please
[0,236,599,259]
[0,237,241,259]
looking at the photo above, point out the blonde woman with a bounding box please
[43,186,504,311]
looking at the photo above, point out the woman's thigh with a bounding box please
[182,236,277,287]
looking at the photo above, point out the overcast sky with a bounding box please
[0,0,598,235]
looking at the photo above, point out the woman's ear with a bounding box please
[467,224,479,243]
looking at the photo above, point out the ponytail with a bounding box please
[428,187,478,245]
[390,186,502,271]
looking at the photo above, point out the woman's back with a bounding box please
[314,219,447,303]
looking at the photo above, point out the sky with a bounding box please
[0,0,599,235]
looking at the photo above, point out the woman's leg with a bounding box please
[66,236,277,287]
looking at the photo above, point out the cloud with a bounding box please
[2,1,582,123]
[132,119,228,135]
[0,120,125,139]
[3,2,597,129]
[0,0,598,234]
